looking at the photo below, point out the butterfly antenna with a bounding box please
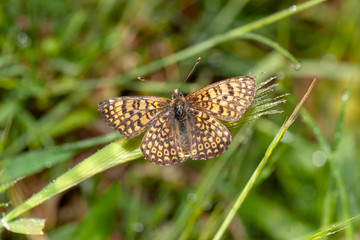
[179,57,201,90]
[138,77,172,93]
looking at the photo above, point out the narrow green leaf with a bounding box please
[116,0,325,84]
[213,78,318,239]
[303,216,360,240]
[2,218,45,235]
[2,137,141,224]
[0,133,120,185]
[0,149,75,185]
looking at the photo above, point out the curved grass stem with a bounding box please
[213,78,318,240]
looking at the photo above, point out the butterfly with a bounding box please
[98,76,256,165]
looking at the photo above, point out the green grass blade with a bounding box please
[213,78,318,240]
[1,218,45,235]
[2,137,142,229]
[328,79,354,239]
[332,80,352,151]
[301,109,331,153]
[0,149,76,184]
[303,216,360,240]
[301,79,354,238]
[206,0,250,35]
[241,33,301,67]
[119,0,325,83]
[0,133,119,185]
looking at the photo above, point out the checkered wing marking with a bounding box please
[186,76,256,121]
[188,108,231,160]
[98,96,170,138]
[141,112,188,165]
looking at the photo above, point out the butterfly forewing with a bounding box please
[186,76,256,121]
[98,96,170,138]
[187,108,231,160]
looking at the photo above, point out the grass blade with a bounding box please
[118,0,325,83]
[213,78,318,240]
[2,137,142,231]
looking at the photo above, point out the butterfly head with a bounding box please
[171,89,184,99]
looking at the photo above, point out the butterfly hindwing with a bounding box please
[140,112,188,165]
[187,108,231,160]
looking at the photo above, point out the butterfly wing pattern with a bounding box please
[98,96,170,138]
[184,76,256,161]
[98,76,256,165]
[186,108,232,160]
[140,112,188,165]
[186,77,256,121]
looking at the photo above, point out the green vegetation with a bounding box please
[0,0,359,239]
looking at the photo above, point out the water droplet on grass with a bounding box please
[291,62,302,70]
[45,161,53,168]
[312,150,327,167]
[133,222,144,232]
[342,90,349,101]
[202,201,212,211]
[187,193,197,203]
[289,5,297,11]
[17,32,32,48]
[320,54,337,69]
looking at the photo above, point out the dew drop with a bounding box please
[17,32,32,48]
[133,222,144,232]
[342,90,349,101]
[208,50,224,68]
[2,202,10,207]
[289,5,297,11]
[320,54,337,68]
[276,71,285,80]
[202,201,212,211]
[45,161,53,168]
[291,62,303,70]
[312,150,327,167]
[187,193,197,203]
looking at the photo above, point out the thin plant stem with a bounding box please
[118,0,325,83]
[213,78,318,240]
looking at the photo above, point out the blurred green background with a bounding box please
[0,0,359,239]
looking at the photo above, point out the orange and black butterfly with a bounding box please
[98,76,256,165]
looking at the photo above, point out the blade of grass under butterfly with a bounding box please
[1,137,142,231]
[118,0,325,84]
[213,78,318,240]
